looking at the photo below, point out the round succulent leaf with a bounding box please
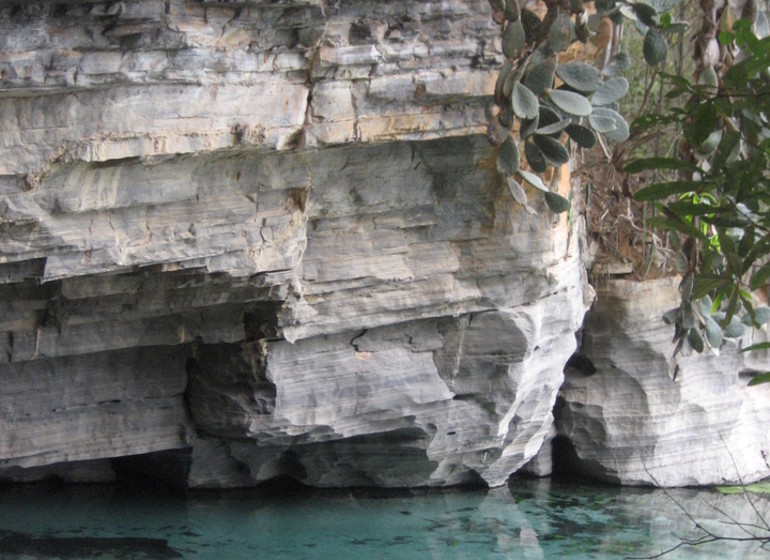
[602,52,631,77]
[503,19,527,59]
[535,118,571,136]
[545,191,571,213]
[704,316,723,348]
[643,27,668,66]
[588,113,617,133]
[632,2,658,27]
[538,105,562,127]
[497,135,521,175]
[504,0,520,22]
[518,169,549,192]
[499,103,515,128]
[556,62,602,93]
[521,9,542,43]
[619,4,637,21]
[591,77,629,106]
[507,177,537,215]
[591,107,628,140]
[488,0,505,10]
[524,55,557,96]
[724,315,747,338]
[565,123,597,148]
[548,13,574,52]
[512,82,539,120]
[688,327,705,353]
[533,134,570,165]
[520,114,539,139]
[486,116,509,146]
[754,307,770,326]
[524,140,548,173]
[494,59,514,105]
[547,89,593,116]
[602,110,629,141]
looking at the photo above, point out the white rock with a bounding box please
[556,278,770,486]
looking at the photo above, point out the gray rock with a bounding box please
[556,278,770,486]
[0,0,587,488]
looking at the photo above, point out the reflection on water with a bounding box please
[0,477,768,559]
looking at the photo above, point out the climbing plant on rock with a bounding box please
[487,0,639,214]
[627,13,770,381]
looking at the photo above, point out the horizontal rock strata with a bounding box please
[0,0,589,487]
[556,278,770,486]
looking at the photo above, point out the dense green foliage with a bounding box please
[487,0,636,214]
[627,20,770,380]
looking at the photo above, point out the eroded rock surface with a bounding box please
[0,0,588,487]
[556,278,770,486]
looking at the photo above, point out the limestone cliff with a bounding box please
[0,0,588,487]
[3,1,768,490]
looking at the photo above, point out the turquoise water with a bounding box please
[1,478,768,559]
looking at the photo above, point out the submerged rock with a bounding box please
[0,531,182,560]
[556,278,770,486]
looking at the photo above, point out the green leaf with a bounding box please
[507,177,537,214]
[588,113,618,133]
[740,342,770,353]
[718,31,735,45]
[633,180,714,201]
[534,135,570,165]
[684,104,717,147]
[535,118,572,136]
[524,55,557,96]
[548,13,573,52]
[662,21,689,34]
[692,276,730,299]
[643,27,668,65]
[538,105,562,128]
[504,0,520,22]
[556,62,602,92]
[495,59,514,105]
[518,169,549,192]
[565,124,597,148]
[598,108,629,142]
[591,77,629,106]
[752,307,770,326]
[704,316,723,348]
[688,328,705,353]
[750,260,770,290]
[748,372,770,386]
[723,315,747,338]
[497,135,521,175]
[603,52,631,77]
[520,115,539,138]
[624,157,699,173]
[547,89,593,116]
[521,9,542,44]
[545,191,571,213]
[503,19,527,59]
[524,140,548,172]
[512,82,539,120]
[632,2,658,27]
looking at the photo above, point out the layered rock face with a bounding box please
[556,278,770,486]
[0,0,589,487]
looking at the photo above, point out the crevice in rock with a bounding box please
[564,352,597,378]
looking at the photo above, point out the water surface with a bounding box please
[1,478,768,559]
